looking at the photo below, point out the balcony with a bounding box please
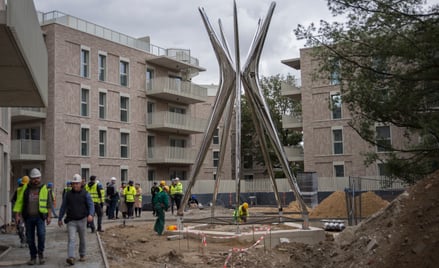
[11,139,46,161]
[147,146,195,165]
[147,111,207,134]
[11,107,46,122]
[281,82,301,100]
[0,0,47,107]
[146,78,207,104]
[283,145,304,162]
[282,114,303,131]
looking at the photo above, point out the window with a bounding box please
[169,106,186,114]
[120,60,129,86]
[243,154,253,169]
[334,164,345,177]
[121,168,128,182]
[376,126,391,152]
[81,127,89,156]
[81,168,89,181]
[329,58,340,85]
[121,132,129,158]
[169,170,186,180]
[80,49,89,78]
[213,172,217,180]
[330,92,342,119]
[120,96,129,122]
[170,138,186,148]
[15,127,40,140]
[146,68,154,90]
[147,102,155,124]
[213,150,220,167]
[99,130,106,157]
[213,128,219,145]
[332,129,343,155]
[81,88,89,117]
[98,54,106,81]
[99,92,106,119]
[378,163,390,177]
[169,76,182,91]
[147,135,155,158]
[244,174,254,180]
[148,170,155,181]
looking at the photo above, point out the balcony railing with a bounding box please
[147,78,207,104]
[281,81,301,100]
[283,145,304,162]
[282,114,302,131]
[147,146,195,164]
[146,111,207,134]
[38,11,201,67]
[11,139,46,161]
[11,107,46,122]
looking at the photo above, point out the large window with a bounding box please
[98,54,106,81]
[120,60,129,86]
[80,127,89,156]
[376,126,391,152]
[121,132,129,158]
[81,88,89,117]
[80,49,89,78]
[81,168,89,181]
[146,68,154,90]
[120,96,129,122]
[99,92,106,119]
[330,92,342,119]
[334,164,345,177]
[99,130,106,157]
[15,127,40,140]
[148,169,155,181]
[332,128,343,155]
[213,150,220,167]
[213,128,219,145]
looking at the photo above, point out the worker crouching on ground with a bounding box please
[153,185,169,235]
[58,174,94,266]
[234,202,249,223]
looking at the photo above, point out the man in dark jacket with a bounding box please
[58,174,94,266]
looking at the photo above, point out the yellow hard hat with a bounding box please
[163,185,169,192]
[242,202,249,209]
[160,180,166,186]
[21,176,30,184]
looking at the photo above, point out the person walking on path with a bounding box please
[153,185,169,235]
[134,183,143,217]
[11,176,29,248]
[58,174,94,266]
[13,168,52,265]
[106,177,118,220]
[124,180,136,219]
[169,177,183,214]
[85,175,104,232]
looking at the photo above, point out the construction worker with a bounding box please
[169,177,183,214]
[123,180,136,219]
[153,185,169,235]
[233,202,249,223]
[106,177,119,220]
[47,182,58,218]
[85,175,104,232]
[13,168,52,265]
[150,182,160,216]
[134,183,143,217]
[58,174,94,266]
[11,176,28,248]
[63,181,72,199]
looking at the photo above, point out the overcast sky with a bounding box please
[32,0,436,85]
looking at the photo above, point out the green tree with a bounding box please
[241,74,302,175]
[295,0,439,182]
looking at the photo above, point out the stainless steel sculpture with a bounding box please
[178,1,309,229]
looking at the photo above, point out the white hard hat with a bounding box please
[29,168,41,178]
[174,177,180,181]
[72,174,82,183]
[111,177,117,181]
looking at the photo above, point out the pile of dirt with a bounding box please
[287,200,311,212]
[310,191,389,218]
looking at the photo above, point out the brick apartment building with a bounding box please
[281,47,409,183]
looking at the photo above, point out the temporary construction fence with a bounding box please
[345,176,407,225]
